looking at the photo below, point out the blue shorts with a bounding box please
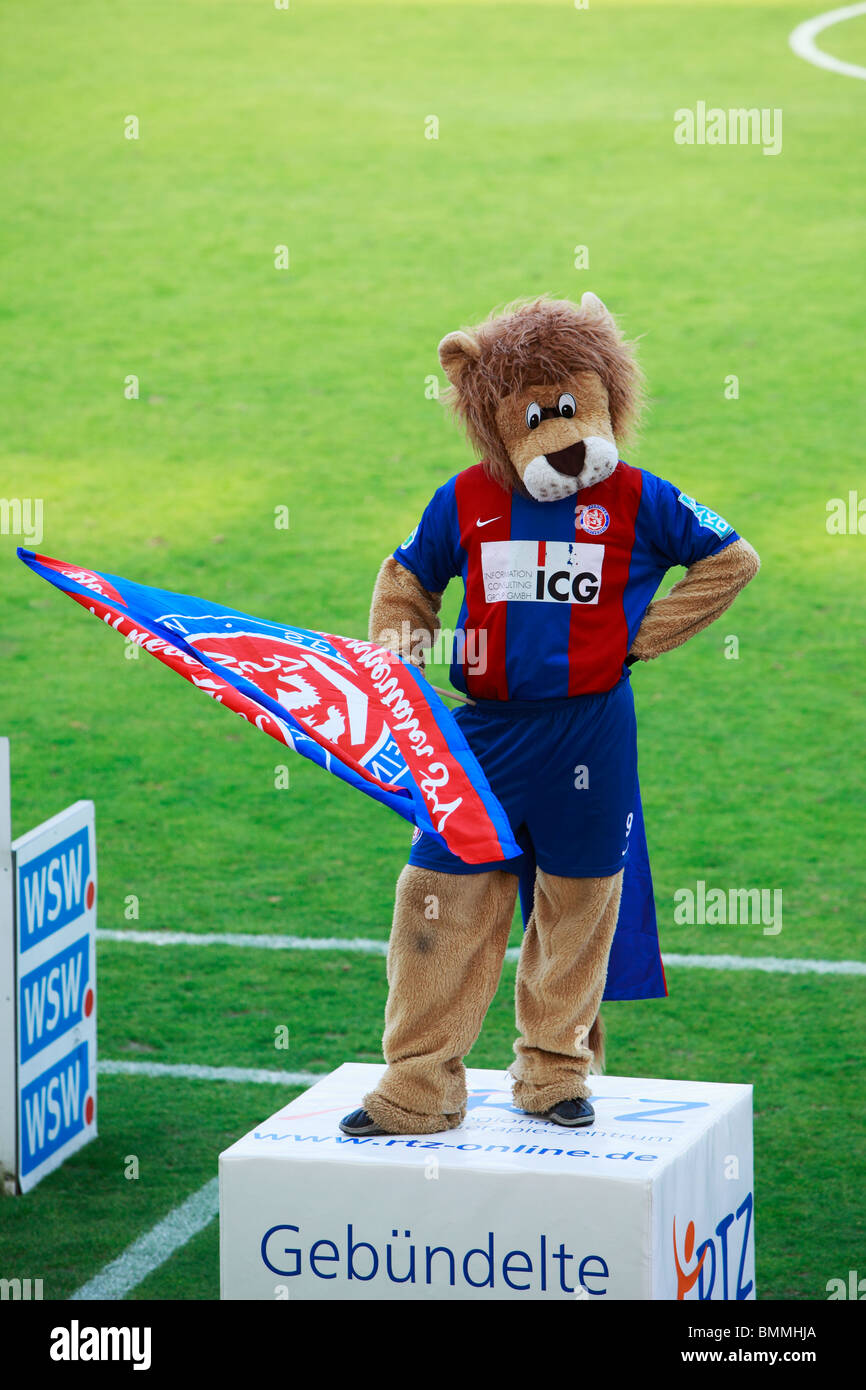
[409,676,638,879]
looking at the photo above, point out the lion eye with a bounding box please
[558,393,576,418]
[525,402,542,430]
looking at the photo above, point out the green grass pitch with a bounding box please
[0,0,863,1300]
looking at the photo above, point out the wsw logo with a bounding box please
[20,936,93,1064]
[21,1042,93,1177]
[673,1193,754,1300]
[18,825,94,951]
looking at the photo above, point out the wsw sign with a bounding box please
[18,825,91,946]
[0,760,98,1195]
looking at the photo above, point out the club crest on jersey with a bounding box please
[577,503,610,536]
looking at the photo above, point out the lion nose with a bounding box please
[546,440,586,478]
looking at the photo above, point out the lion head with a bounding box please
[438,292,644,502]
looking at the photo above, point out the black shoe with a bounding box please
[339,1107,389,1136]
[544,1097,595,1127]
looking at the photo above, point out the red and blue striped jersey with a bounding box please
[393,461,739,700]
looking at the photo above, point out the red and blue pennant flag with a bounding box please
[17,549,521,865]
[18,549,666,999]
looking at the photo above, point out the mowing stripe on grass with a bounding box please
[97,928,866,976]
[70,1177,219,1301]
[790,4,866,80]
[98,1060,322,1086]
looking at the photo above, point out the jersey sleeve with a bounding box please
[392,477,463,594]
[640,473,740,571]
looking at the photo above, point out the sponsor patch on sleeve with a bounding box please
[677,493,733,539]
[400,525,419,550]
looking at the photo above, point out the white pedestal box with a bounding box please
[219,1062,755,1301]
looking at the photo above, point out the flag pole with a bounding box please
[430,684,475,706]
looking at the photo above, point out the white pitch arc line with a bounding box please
[70,1177,219,1301]
[96,928,866,977]
[790,4,866,80]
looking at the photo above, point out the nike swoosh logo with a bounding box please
[476,516,501,528]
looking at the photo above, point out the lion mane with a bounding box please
[439,295,645,491]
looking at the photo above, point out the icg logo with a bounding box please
[481,540,604,606]
[673,1192,754,1300]
[534,564,600,604]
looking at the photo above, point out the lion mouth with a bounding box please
[521,437,618,502]
[546,441,586,478]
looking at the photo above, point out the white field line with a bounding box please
[98,1059,323,1086]
[661,952,865,977]
[790,4,866,80]
[70,1177,219,1301]
[97,928,866,976]
[97,927,389,954]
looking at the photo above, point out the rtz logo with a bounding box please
[481,540,604,606]
[673,1193,754,1300]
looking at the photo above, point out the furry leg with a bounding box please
[362,865,517,1134]
[587,1012,606,1073]
[510,868,623,1113]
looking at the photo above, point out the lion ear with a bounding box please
[580,291,612,320]
[438,329,481,385]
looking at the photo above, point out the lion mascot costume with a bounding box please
[340,293,759,1137]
